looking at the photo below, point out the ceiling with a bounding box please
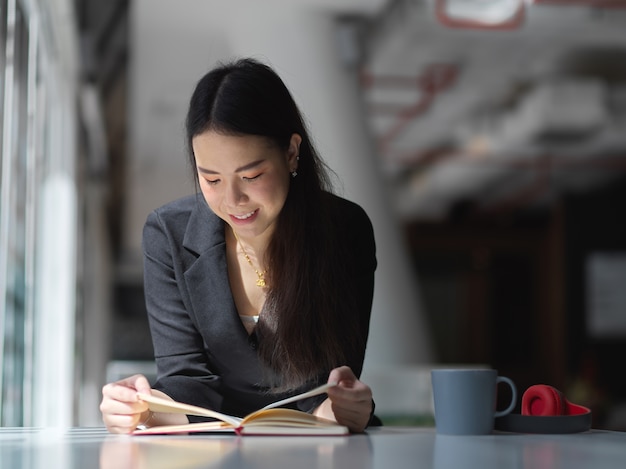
[358,0,626,220]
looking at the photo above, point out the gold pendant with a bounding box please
[256,278,266,287]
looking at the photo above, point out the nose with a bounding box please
[225,180,248,206]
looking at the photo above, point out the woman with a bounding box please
[100,58,377,434]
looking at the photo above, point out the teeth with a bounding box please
[234,210,255,220]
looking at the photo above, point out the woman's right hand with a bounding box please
[100,374,153,434]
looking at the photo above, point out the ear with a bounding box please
[286,133,302,171]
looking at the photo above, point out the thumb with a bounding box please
[130,374,152,396]
[328,366,356,387]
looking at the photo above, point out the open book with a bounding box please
[133,382,349,436]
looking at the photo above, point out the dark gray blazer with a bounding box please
[142,192,376,419]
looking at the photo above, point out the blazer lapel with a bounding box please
[181,196,261,373]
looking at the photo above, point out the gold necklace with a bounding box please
[233,231,267,288]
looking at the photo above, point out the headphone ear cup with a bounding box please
[522,384,565,416]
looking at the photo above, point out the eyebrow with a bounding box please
[196,159,265,175]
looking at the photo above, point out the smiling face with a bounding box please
[192,130,300,244]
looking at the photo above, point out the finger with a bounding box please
[128,374,152,395]
[332,406,370,433]
[103,413,142,434]
[328,366,356,386]
[102,376,151,403]
[100,397,148,417]
[329,393,372,418]
[100,389,150,428]
[114,374,152,395]
[327,381,372,404]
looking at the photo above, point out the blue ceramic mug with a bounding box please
[431,368,517,435]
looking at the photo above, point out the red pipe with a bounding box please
[365,64,458,154]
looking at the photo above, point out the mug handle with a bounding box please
[494,376,517,418]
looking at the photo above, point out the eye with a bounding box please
[243,174,261,182]
[203,178,220,186]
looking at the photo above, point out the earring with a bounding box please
[291,156,299,178]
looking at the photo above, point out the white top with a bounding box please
[240,315,259,334]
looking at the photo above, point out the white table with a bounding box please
[1,426,625,468]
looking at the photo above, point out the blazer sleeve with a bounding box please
[142,209,224,415]
[339,197,377,379]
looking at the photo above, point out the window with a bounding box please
[1,0,32,426]
[1,0,79,426]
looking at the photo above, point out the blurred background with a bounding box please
[1,0,626,430]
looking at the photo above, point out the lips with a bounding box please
[229,209,258,224]
[233,210,256,220]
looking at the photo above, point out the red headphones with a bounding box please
[521,384,590,417]
[495,384,592,433]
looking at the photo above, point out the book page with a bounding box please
[137,381,336,424]
[133,421,235,435]
[135,381,339,435]
[241,408,339,426]
[237,425,349,436]
[136,393,242,426]
[260,382,337,410]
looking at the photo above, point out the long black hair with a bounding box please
[185,58,363,391]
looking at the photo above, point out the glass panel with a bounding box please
[22,10,42,427]
[0,0,6,186]
[0,0,13,426]
[1,0,29,426]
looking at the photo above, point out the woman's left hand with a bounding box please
[314,366,373,433]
